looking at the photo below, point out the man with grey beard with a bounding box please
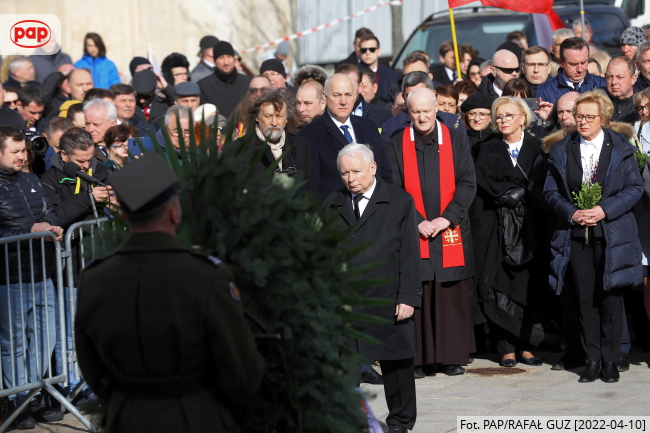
[242,89,317,193]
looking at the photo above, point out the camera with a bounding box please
[22,130,50,156]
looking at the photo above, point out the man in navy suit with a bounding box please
[335,63,391,130]
[358,35,399,105]
[381,72,467,144]
[298,74,393,199]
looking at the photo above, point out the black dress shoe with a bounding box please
[616,352,630,372]
[517,354,543,366]
[13,411,36,430]
[361,367,384,385]
[442,365,465,376]
[602,362,620,383]
[388,425,407,433]
[500,358,517,367]
[578,361,601,383]
[551,360,565,371]
[553,352,588,370]
[414,367,426,379]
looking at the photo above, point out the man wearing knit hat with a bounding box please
[191,35,219,82]
[620,26,647,60]
[260,59,298,94]
[197,41,252,119]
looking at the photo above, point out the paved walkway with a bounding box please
[362,349,650,432]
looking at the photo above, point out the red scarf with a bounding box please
[401,122,465,268]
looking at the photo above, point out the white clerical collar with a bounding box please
[493,83,503,97]
[351,177,377,201]
[580,129,605,147]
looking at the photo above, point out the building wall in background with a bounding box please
[0,0,297,82]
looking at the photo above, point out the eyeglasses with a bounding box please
[166,127,191,137]
[360,47,378,54]
[495,113,522,123]
[635,104,649,113]
[575,114,599,123]
[264,71,282,78]
[248,87,268,94]
[467,112,490,120]
[493,65,520,74]
[172,72,189,78]
[524,63,549,68]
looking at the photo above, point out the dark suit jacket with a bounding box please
[429,64,454,86]
[386,123,476,283]
[297,110,393,199]
[373,63,399,104]
[323,177,421,360]
[380,110,467,144]
[353,97,391,130]
[335,51,361,70]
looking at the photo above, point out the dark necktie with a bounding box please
[340,125,353,144]
[452,70,457,80]
[353,194,363,220]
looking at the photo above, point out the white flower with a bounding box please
[341,263,347,273]
[242,188,248,194]
[272,172,295,190]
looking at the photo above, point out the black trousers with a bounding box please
[378,358,417,430]
[569,238,623,363]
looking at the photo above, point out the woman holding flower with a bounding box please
[544,90,643,383]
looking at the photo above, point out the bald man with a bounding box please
[477,50,520,97]
[297,73,393,198]
[606,56,639,124]
[386,88,476,379]
[296,81,326,126]
[556,91,580,130]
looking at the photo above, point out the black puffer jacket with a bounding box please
[40,152,111,229]
[0,168,60,284]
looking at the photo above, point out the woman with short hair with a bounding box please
[544,90,643,383]
[104,124,138,171]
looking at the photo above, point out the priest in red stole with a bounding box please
[386,88,477,378]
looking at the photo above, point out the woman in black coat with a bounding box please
[460,92,497,149]
[470,96,546,367]
[544,90,643,383]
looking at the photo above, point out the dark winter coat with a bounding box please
[190,60,215,83]
[0,168,59,283]
[296,110,392,199]
[372,63,400,104]
[198,71,252,119]
[543,123,644,294]
[429,64,454,86]
[0,106,25,130]
[353,97,391,130]
[477,74,501,98]
[610,95,639,125]
[386,123,476,283]
[534,68,606,103]
[323,177,422,360]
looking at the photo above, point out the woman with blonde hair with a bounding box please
[471,96,547,367]
[544,89,643,383]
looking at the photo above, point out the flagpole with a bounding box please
[449,8,462,80]
[579,0,586,40]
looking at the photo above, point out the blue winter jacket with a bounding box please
[535,68,606,103]
[74,54,120,89]
[543,125,644,295]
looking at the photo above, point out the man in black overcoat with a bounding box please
[386,88,477,378]
[297,74,392,199]
[323,143,421,433]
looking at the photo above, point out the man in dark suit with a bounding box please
[323,143,421,433]
[429,41,457,86]
[386,88,476,378]
[297,73,392,199]
[358,35,399,104]
[381,72,466,144]
[334,27,374,69]
[335,63,391,130]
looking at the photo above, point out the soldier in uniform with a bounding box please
[74,152,264,433]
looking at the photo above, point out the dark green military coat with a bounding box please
[75,232,264,433]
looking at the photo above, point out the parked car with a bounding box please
[392,2,630,69]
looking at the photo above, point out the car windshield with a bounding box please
[393,15,530,70]
[562,12,627,49]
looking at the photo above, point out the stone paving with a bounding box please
[362,348,650,432]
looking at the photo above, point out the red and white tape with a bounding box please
[239,0,403,54]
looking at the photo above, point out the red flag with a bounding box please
[448,0,565,31]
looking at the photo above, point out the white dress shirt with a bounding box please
[351,177,377,217]
[579,129,605,183]
[493,83,503,97]
[445,67,455,82]
[329,113,357,143]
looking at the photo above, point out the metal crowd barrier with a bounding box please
[62,218,109,405]
[0,231,93,432]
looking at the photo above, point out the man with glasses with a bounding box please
[536,37,606,104]
[260,59,298,94]
[605,57,639,124]
[477,50,520,98]
[162,105,192,154]
[521,47,552,96]
[358,34,398,104]
[248,75,272,98]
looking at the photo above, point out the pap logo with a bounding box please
[10,20,51,48]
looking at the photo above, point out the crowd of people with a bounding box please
[2,19,650,432]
